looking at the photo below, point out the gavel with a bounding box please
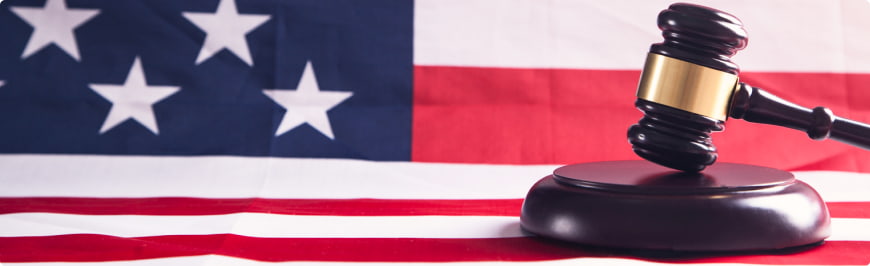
[627,3,870,172]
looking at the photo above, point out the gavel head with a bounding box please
[627,3,748,172]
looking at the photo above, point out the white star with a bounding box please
[263,62,353,139]
[89,57,181,135]
[183,0,270,65]
[9,0,99,61]
[0,81,4,87]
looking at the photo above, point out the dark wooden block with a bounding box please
[520,160,831,251]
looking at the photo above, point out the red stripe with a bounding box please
[0,234,867,264]
[0,235,592,262]
[827,202,870,219]
[412,66,870,172]
[648,241,870,265]
[1,197,868,218]
[0,197,523,216]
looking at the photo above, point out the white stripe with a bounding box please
[0,212,866,241]
[2,154,870,202]
[794,171,870,202]
[0,255,864,266]
[0,213,523,238]
[414,0,870,73]
[831,218,870,241]
[0,154,554,199]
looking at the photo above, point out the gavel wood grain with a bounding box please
[627,3,870,172]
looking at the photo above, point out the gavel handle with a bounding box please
[730,83,870,150]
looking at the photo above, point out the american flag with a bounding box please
[1,0,869,265]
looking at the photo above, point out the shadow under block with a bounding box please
[520,161,831,251]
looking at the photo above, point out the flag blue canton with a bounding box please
[0,0,413,160]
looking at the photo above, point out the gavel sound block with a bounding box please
[520,3,870,251]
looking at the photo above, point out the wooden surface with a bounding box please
[521,160,831,251]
